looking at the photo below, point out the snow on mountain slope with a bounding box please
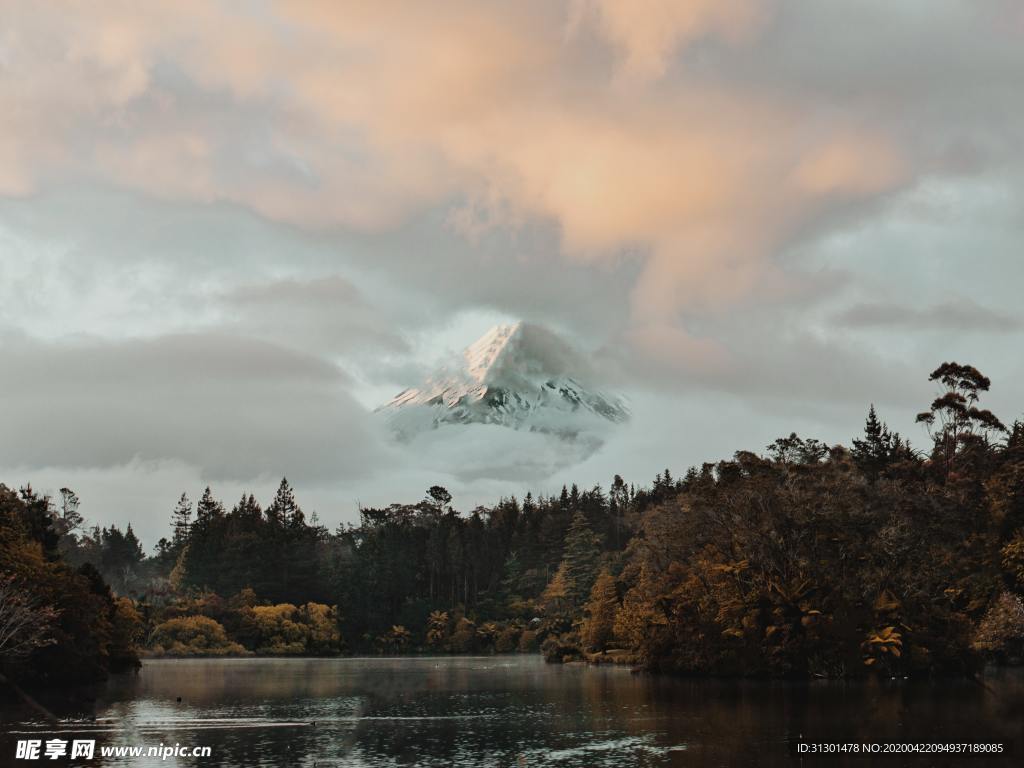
[377,322,629,444]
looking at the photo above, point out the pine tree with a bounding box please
[562,509,602,607]
[852,405,885,476]
[609,475,629,550]
[232,493,262,521]
[853,405,908,479]
[155,537,173,559]
[171,492,192,548]
[195,487,224,526]
[99,523,144,593]
[124,524,144,563]
[581,571,618,652]
[267,478,303,528]
[497,551,528,611]
[1008,420,1024,459]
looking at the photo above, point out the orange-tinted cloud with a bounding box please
[0,0,916,344]
[574,0,768,80]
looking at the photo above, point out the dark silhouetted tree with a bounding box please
[171,493,192,549]
[916,362,1006,480]
[562,509,602,608]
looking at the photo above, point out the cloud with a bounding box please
[834,300,1021,333]
[0,0,961,332]
[0,332,384,483]
[219,275,410,357]
[613,322,921,409]
[572,0,768,80]
[0,185,636,388]
[400,424,603,483]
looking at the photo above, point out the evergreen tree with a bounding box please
[155,537,173,559]
[569,484,581,510]
[522,492,535,515]
[171,492,192,547]
[124,524,144,561]
[232,493,262,521]
[195,487,225,527]
[267,477,303,528]
[99,524,145,593]
[609,474,629,551]
[562,509,602,607]
[852,405,904,479]
[497,552,525,608]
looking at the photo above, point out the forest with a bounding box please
[2,362,1024,685]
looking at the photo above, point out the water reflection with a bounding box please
[2,657,1023,766]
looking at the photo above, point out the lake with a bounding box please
[3,656,1024,766]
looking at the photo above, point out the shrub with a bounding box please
[449,617,477,653]
[517,629,539,653]
[541,632,580,663]
[476,622,500,649]
[376,624,411,654]
[425,610,449,649]
[494,626,520,653]
[250,604,308,654]
[301,603,342,655]
[149,616,247,657]
[110,597,145,670]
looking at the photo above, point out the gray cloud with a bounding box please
[834,300,1021,333]
[219,275,410,357]
[0,332,383,483]
[607,322,923,410]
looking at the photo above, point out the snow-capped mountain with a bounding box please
[378,322,629,441]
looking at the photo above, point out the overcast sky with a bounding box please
[2,0,1023,545]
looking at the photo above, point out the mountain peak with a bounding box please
[464,322,523,384]
[378,321,629,442]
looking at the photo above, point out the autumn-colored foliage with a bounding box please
[580,571,618,652]
[150,616,247,657]
[1,484,138,684]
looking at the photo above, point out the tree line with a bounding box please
[2,361,1024,684]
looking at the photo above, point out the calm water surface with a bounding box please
[3,656,1024,766]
